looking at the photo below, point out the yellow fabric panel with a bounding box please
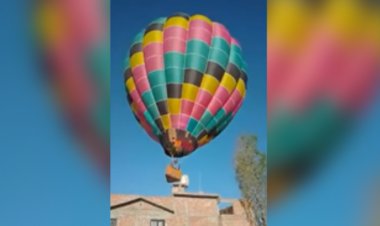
[130,52,144,68]
[161,114,171,130]
[323,1,362,41]
[130,102,137,114]
[219,73,236,93]
[190,14,212,25]
[200,74,219,94]
[143,30,163,47]
[198,135,210,146]
[167,99,181,114]
[365,9,380,49]
[182,83,198,101]
[35,3,67,46]
[236,79,246,97]
[164,17,188,29]
[323,1,380,47]
[125,78,136,92]
[267,0,313,49]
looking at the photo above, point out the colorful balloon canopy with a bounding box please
[267,0,380,201]
[35,0,110,177]
[124,13,247,158]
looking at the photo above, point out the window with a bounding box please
[111,218,117,226]
[150,219,165,226]
[219,202,234,215]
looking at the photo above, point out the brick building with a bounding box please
[110,185,252,226]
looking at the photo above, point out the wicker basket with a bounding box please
[165,164,182,183]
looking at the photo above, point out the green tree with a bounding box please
[234,135,267,226]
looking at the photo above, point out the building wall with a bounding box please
[111,194,252,226]
[220,215,251,226]
[173,196,219,216]
[111,201,173,226]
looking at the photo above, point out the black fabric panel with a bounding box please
[126,93,133,105]
[205,62,225,81]
[208,127,218,138]
[157,100,168,115]
[226,63,241,81]
[134,115,141,123]
[154,118,164,131]
[197,130,208,140]
[167,84,182,98]
[124,68,133,82]
[167,12,190,20]
[241,71,248,85]
[177,130,186,138]
[129,43,142,57]
[214,129,222,138]
[144,23,164,34]
[184,69,203,86]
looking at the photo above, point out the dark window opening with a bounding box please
[111,218,117,226]
[150,219,165,226]
[219,202,234,215]
[220,205,234,214]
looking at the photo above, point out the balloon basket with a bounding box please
[165,164,182,183]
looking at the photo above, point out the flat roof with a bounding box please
[172,192,219,199]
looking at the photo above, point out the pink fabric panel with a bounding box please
[188,28,211,44]
[223,100,235,114]
[135,99,146,113]
[232,99,243,115]
[195,89,213,108]
[132,65,147,79]
[208,98,223,115]
[267,43,294,114]
[212,22,231,43]
[134,75,146,84]
[145,55,164,72]
[231,38,240,47]
[223,90,241,113]
[205,86,231,115]
[170,114,181,128]
[213,87,230,105]
[188,20,212,44]
[140,118,152,133]
[164,27,187,40]
[280,31,341,111]
[179,115,190,130]
[189,19,212,31]
[135,78,150,93]
[328,44,379,111]
[143,43,163,59]
[164,38,186,53]
[181,100,194,116]
[62,0,103,46]
[191,103,206,120]
[130,90,147,112]
[230,91,242,104]
[163,27,187,53]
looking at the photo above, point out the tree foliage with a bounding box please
[234,135,267,226]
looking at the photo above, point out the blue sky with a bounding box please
[0,1,108,225]
[111,0,267,198]
[1,1,379,226]
[269,91,380,226]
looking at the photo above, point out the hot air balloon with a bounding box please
[34,0,110,178]
[268,0,380,202]
[123,13,247,182]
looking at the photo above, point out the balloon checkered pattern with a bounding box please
[124,13,247,157]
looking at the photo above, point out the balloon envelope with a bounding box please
[124,13,247,157]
